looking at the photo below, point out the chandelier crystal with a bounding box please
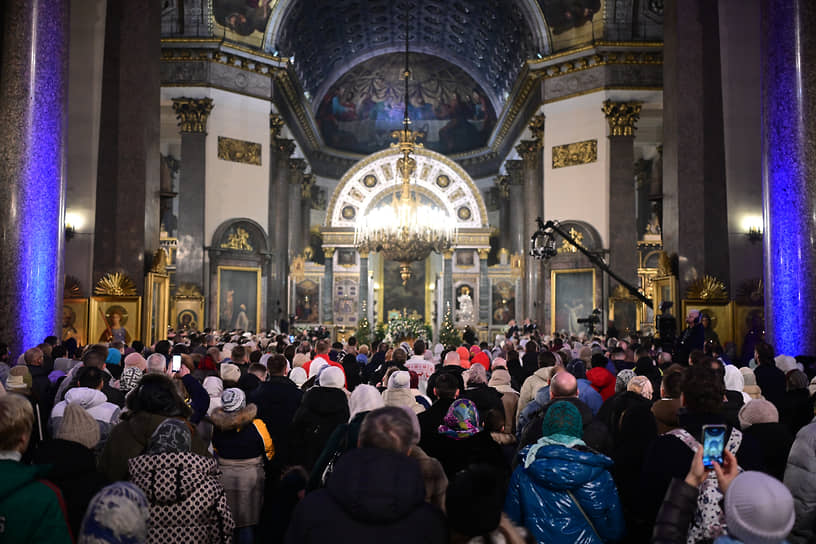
[353,7,457,285]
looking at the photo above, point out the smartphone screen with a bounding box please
[171,355,181,372]
[701,424,726,468]
[289,335,295,343]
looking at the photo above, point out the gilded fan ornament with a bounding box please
[94,273,137,296]
[685,275,728,301]
[736,279,763,306]
[64,276,82,298]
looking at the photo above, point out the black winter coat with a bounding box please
[742,422,794,481]
[248,376,303,465]
[423,429,508,480]
[426,366,465,402]
[289,387,349,470]
[417,398,454,452]
[285,448,447,544]
[460,384,504,420]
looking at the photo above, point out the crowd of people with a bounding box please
[0,314,814,543]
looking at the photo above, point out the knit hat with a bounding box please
[471,351,490,371]
[388,370,411,390]
[438,398,480,439]
[541,400,583,440]
[123,352,147,370]
[56,403,100,450]
[119,367,144,393]
[465,364,487,386]
[289,367,308,387]
[320,366,345,389]
[491,357,507,370]
[145,419,191,454]
[78,482,149,544]
[738,399,779,429]
[106,348,122,365]
[615,368,636,393]
[292,352,310,368]
[7,366,32,392]
[221,387,246,412]
[220,363,241,383]
[356,353,368,365]
[348,384,384,421]
[724,471,795,544]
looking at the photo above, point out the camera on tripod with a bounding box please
[576,309,602,334]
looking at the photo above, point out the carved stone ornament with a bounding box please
[289,158,307,173]
[529,113,546,143]
[686,275,729,301]
[552,139,598,169]
[220,227,254,251]
[175,283,203,299]
[171,97,214,133]
[269,113,285,139]
[601,100,642,137]
[494,175,510,198]
[94,272,137,296]
[515,139,541,161]
[217,137,262,165]
[301,173,316,199]
[149,249,169,274]
[275,137,296,156]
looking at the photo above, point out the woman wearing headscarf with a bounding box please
[77,482,150,544]
[504,401,625,544]
[424,398,507,480]
[119,352,147,394]
[307,384,385,491]
[739,366,764,400]
[724,364,752,404]
[382,370,425,414]
[211,388,274,544]
[128,419,235,543]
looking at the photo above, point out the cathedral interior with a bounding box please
[2,0,810,359]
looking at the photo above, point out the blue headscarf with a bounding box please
[106,348,122,366]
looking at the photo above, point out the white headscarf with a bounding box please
[348,384,384,421]
[724,364,751,404]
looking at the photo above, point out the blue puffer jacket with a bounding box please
[504,444,625,544]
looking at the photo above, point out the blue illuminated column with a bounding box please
[762,0,816,355]
[0,0,69,358]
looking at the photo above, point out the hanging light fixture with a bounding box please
[353,3,456,285]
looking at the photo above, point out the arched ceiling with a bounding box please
[270,0,542,107]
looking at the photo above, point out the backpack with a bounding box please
[667,427,743,544]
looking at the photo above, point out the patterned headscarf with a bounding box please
[438,398,480,439]
[615,368,636,393]
[541,401,583,440]
[78,482,149,544]
[145,418,191,455]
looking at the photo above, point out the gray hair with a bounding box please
[359,406,417,454]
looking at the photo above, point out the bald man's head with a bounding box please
[550,370,578,399]
[444,351,461,367]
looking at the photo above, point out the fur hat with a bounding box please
[724,471,794,544]
[56,403,100,450]
[289,367,307,387]
[388,370,411,390]
[738,399,779,429]
[221,387,246,412]
[319,366,345,389]
[220,363,241,383]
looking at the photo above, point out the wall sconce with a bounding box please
[741,215,763,244]
[64,211,84,242]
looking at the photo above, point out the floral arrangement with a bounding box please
[386,316,430,343]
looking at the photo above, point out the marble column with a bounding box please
[494,176,512,253]
[94,0,161,293]
[505,160,525,256]
[0,0,69,357]
[171,97,213,291]
[301,173,316,256]
[323,248,335,324]
[268,136,294,328]
[762,0,816,355]
[602,100,641,286]
[359,251,369,321]
[478,249,490,329]
[517,139,544,325]
[663,0,730,293]
[443,250,454,312]
[288,159,307,260]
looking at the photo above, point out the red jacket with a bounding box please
[586,367,616,401]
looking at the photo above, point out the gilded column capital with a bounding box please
[494,175,510,198]
[171,97,214,134]
[516,139,541,162]
[323,247,336,259]
[289,158,307,173]
[478,248,490,260]
[301,173,316,198]
[442,249,454,259]
[274,137,296,156]
[269,113,285,139]
[358,250,369,259]
[529,113,546,144]
[601,100,642,137]
[504,159,524,183]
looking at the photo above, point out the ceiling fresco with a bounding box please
[316,53,497,156]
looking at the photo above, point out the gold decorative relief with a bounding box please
[529,113,546,143]
[217,136,262,165]
[94,273,137,296]
[552,139,598,169]
[557,227,585,253]
[269,113,285,139]
[686,275,728,301]
[220,227,254,251]
[149,249,169,274]
[175,283,203,298]
[171,97,214,133]
[64,276,82,298]
[601,100,642,136]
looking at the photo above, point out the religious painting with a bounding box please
[610,299,638,336]
[652,276,678,318]
[143,272,170,347]
[455,283,476,326]
[491,281,516,326]
[211,0,274,48]
[734,306,764,360]
[336,248,357,267]
[216,266,261,332]
[333,278,359,325]
[295,279,319,323]
[89,297,142,345]
[551,269,595,336]
[62,298,89,346]
[540,0,604,52]
[455,250,476,268]
[315,53,497,156]
[681,301,735,348]
[383,259,425,320]
[172,297,205,332]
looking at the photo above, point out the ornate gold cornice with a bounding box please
[601,100,642,137]
[529,114,545,144]
[269,113,285,139]
[274,137,296,156]
[171,97,213,133]
[686,275,729,301]
[516,139,541,162]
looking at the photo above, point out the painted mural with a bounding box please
[316,53,497,156]
[212,0,274,48]
[541,0,604,52]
